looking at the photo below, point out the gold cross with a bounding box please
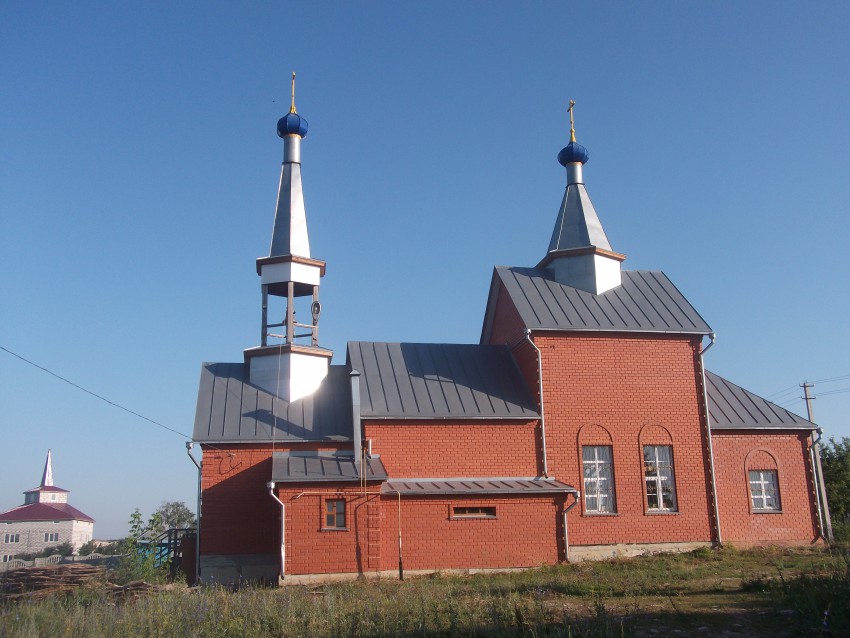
[568,100,576,143]
[290,72,297,114]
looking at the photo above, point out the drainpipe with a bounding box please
[697,333,722,547]
[185,442,202,586]
[525,330,549,478]
[351,370,362,478]
[562,491,580,562]
[810,428,833,542]
[267,481,286,581]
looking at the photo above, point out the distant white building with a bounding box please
[0,450,94,560]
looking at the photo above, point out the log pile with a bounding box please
[0,564,159,602]
[1,564,106,600]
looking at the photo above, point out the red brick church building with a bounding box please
[191,90,830,583]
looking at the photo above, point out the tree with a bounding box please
[821,437,850,540]
[154,501,197,530]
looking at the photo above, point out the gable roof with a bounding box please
[193,363,353,443]
[347,342,539,420]
[482,267,711,340]
[705,371,816,430]
[0,502,94,524]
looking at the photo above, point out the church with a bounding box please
[1,451,94,562]
[191,83,830,583]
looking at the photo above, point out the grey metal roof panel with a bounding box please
[347,342,539,420]
[705,371,816,430]
[548,184,613,253]
[272,453,388,482]
[193,363,353,443]
[381,478,578,496]
[493,267,712,335]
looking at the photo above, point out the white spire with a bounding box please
[41,449,54,487]
[539,101,625,295]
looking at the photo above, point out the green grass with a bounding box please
[2,545,848,637]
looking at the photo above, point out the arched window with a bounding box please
[745,450,781,512]
[639,425,677,513]
[578,425,616,514]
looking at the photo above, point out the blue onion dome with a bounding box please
[557,141,589,166]
[277,112,309,138]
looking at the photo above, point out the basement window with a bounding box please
[323,499,347,530]
[451,506,497,519]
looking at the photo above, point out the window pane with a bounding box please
[749,470,780,510]
[644,445,677,511]
[582,445,616,513]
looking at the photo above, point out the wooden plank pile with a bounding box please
[1,564,160,602]
[1,564,107,600]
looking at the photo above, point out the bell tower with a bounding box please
[244,73,332,402]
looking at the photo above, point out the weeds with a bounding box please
[1,545,847,637]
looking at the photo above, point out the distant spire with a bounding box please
[41,449,53,487]
[290,71,297,114]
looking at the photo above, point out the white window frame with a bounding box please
[4,533,20,544]
[44,532,59,543]
[582,445,617,514]
[749,469,781,511]
[643,445,678,512]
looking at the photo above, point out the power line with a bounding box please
[765,373,850,400]
[1,345,189,440]
[818,387,850,397]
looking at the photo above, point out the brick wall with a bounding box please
[486,283,527,347]
[380,495,564,571]
[1,519,89,555]
[200,442,351,556]
[533,332,714,546]
[711,430,819,545]
[278,485,382,575]
[365,421,542,478]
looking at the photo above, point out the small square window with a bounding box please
[451,506,497,519]
[749,470,781,511]
[324,499,346,529]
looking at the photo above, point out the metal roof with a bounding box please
[272,453,388,482]
[548,183,614,253]
[193,363,353,443]
[381,478,578,496]
[0,502,94,524]
[705,371,816,430]
[483,267,711,339]
[347,341,539,420]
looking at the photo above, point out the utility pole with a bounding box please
[801,381,815,422]
[802,381,833,542]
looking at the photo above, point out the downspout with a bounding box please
[185,442,202,586]
[525,329,549,478]
[697,333,722,547]
[562,491,580,563]
[811,428,834,542]
[267,481,286,581]
[351,370,362,478]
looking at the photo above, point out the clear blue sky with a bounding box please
[2,2,848,538]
